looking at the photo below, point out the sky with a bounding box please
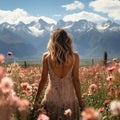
[0,0,120,24]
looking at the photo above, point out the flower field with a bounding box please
[0,54,120,120]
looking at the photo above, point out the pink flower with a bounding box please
[37,113,49,120]
[98,107,105,113]
[18,99,29,111]
[103,100,110,107]
[0,54,5,63]
[7,51,12,56]
[8,95,29,110]
[23,68,29,73]
[20,82,29,89]
[106,75,115,82]
[26,85,32,95]
[88,84,97,95]
[0,77,13,95]
[106,66,116,72]
[81,107,100,120]
[7,95,20,107]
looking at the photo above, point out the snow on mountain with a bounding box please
[39,16,57,25]
[1,19,120,37]
[15,22,32,35]
[28,19,55,37]
[96,24,110,31]
[72,20,96,32]
[29,26,45,37]
[53,20,73,30]
[0,18,55,37]
[96,20,120,32]
[0,22,16,31]
[0,19,120,59]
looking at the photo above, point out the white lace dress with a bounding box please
[41,58,79,120]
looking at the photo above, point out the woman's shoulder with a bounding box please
[42,52,50,61]
[73,52,79,59]
[42,52,49,57]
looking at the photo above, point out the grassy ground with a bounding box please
[9,59,103,67]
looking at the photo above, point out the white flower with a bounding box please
[64,108,72,117]
[110,100,120,116]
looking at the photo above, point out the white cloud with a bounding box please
[0,8,37,24]
[89,0,120,20]
[0,8,56,24]
[63,11,107,22]
[62,1,84,11]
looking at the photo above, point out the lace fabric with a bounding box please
[41,56,80,120]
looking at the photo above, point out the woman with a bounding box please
[34,28,85,120]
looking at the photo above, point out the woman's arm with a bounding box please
[34,53,48,104]
[72,53,85,111]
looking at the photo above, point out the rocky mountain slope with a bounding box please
[0,19,120,59]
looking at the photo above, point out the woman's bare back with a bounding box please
[48,55,74,79]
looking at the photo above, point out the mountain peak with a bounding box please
[17,21,26,26]
[0,19,120,59]
[71,19,96,32]
[96,20,120,32]
[38,19,49,25]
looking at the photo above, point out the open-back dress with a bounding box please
[41,57,79,120]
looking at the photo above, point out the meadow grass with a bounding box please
[0,58,120,120]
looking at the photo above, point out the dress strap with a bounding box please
[72,54,75,69]
[47,56,51,70]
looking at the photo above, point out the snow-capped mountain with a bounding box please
[0,19,120,59]
[96,20,120,32]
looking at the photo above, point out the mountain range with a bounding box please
[0,19,120,60]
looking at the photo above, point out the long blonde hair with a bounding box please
[47,28,73,64]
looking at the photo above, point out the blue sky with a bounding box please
[0,0,120,24]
